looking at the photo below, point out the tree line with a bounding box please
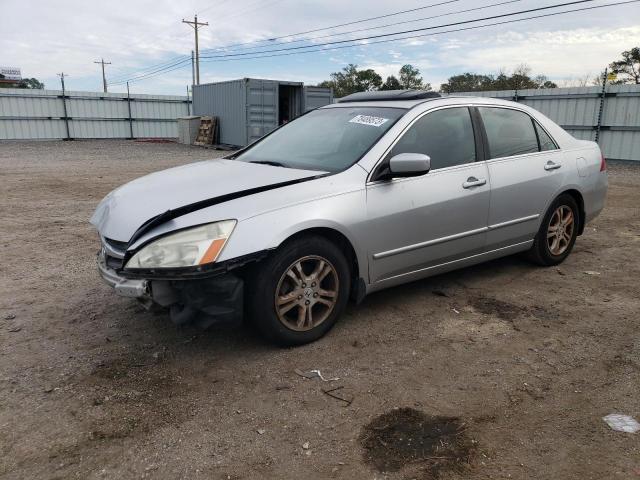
[318,64,430,98]
[318,46,640,97]
[0,77,45,89]
[1,46,637,93]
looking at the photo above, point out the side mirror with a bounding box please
[387,153,431,178]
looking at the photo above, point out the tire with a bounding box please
[246,235,351,346]
[527,193,580,266]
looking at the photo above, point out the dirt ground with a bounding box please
[1,140,638,480]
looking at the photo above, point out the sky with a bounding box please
[1,0,639,95]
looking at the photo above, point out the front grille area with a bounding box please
[105,254,123,270]
[101,236,127,270]
[103,237,128,255]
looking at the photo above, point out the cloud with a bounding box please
[1,0,638,94]
[442,26,640,79]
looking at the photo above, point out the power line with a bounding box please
[201,0,465,53]
[112,0,268,83]
[196,0,235,16]
[199,0,598,59]
[108,53,194,84]
[111,57,192,85]
[214,0,287,22]
[108,0,494,84]
[111,0,638,86]
[109,54,189,82]
[198,0,639,63]
[202,0,526,55]
[110,59,193,86]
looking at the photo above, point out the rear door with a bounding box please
[366,106,491,284]
[476,106,564,250]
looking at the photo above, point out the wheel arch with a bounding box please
[560,188,586,235]
[543,186,585,236]
[278,226,366,302]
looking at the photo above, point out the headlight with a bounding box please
[125,220,236,269]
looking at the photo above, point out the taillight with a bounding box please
[600,154,607,172]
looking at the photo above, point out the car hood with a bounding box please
[90,159,324,242]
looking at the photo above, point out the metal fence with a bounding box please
[451,84,640,162]
[0,88,191,140]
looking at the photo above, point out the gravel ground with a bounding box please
[0,140,639,480]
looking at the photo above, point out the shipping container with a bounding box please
[192,78,332,147]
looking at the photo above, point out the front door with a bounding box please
[365,106,491,284]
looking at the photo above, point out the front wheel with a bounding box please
[246,236,351,346]
[527,194,579,266]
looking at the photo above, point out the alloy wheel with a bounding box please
[274,255,339,331]
[547,205,574,255]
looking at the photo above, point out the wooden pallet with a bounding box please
[194,116,218,146]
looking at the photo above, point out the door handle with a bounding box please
[462,177,487,189]
[544,161,562,171]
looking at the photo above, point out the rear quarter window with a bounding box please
[535,121,559,151]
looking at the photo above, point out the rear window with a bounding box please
[479,107,539,159]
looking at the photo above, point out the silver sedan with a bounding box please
[91,90,608,345]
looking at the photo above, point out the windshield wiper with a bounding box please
[249,160,287,168]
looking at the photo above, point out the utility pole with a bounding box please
[191,50,195,86]
[93,58,112,93]
[57,73,71,140]
[182,15,208,85]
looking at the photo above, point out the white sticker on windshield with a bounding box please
[349,114,389,127]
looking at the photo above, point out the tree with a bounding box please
[439,73,493,93]
[19,78,45,89]
[439,65,557,93]
[318,63,432,97]
[317,64,382,98]
[1,77,45,89]
[399,64,431,90]
[380,75,402,90]
[356,68,383,92]
[609,47,640,84]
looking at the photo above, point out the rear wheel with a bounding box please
[527,194,579,266]
[246,236,350,346]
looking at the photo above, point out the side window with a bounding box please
[479,107,539,159]
[534,122,558,151]
[389,107,476,170]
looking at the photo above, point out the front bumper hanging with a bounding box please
[96,249,246,327]
[97,250,150,300]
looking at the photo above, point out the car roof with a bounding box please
[337,89,442,103]
[321,95,526,111]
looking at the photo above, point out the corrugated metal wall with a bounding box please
[451,84,640,161]
[0,88,190,140]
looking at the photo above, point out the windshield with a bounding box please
[235,107,406,172]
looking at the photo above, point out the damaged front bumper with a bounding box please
[96,248,261,327]
[97,250,151,301]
